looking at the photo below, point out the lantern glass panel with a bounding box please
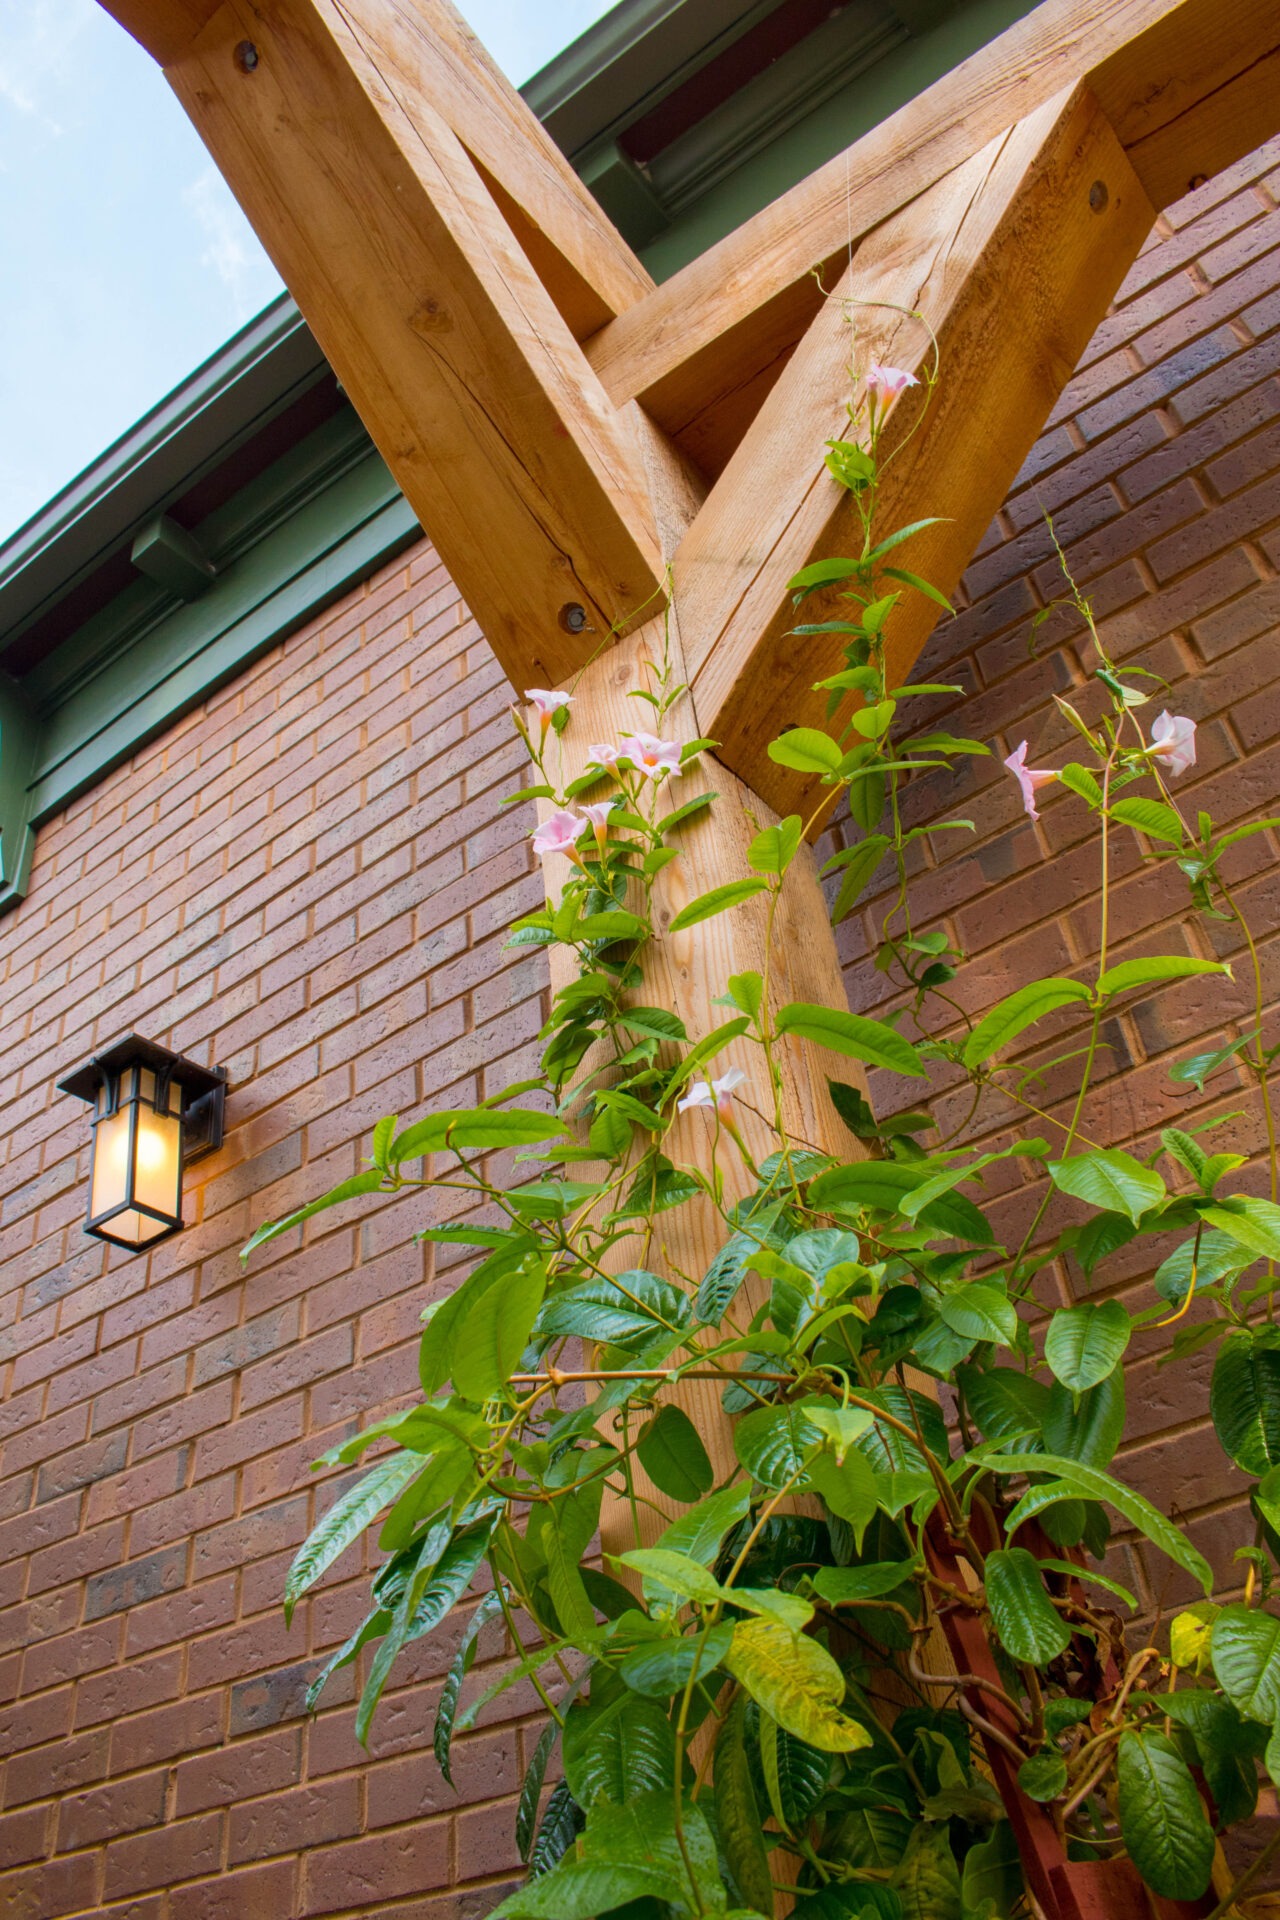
[88,1102,132,1221]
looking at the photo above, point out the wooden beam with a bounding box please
[584,0,1280,470]
[163,0,665,688]
[676,83,1156,815]
[101,0,653,337]
[98,0,217,63]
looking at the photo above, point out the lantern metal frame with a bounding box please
[57,1034,227,1249]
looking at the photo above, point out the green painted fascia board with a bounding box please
[641,0,1042,277]
[0,296,326,658]
[28,452,414,829]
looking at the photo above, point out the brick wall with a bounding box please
[0,133,1278,1917]
[834,138,1280,1610]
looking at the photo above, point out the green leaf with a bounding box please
[451,1259,546,1402]
[776,1003,926,1077]
[618,1622,735,1696]
[1043,1370,1125,1468]
[1212,1604,1280,1720]
[892,1821,961,1920]
[1043,1299,1131,1392]
[545,1486,603,1641]
[621,1006,688,1044]
[990,1453,1212,1594]
[768,727,845,774]
[812,1562,918,1605]
[724,1617,871,1752]
[788,557,861,594]
[1018,1752,1068,1801]
[437,1588,504,1791]
[734,1401,821,1488]
[960,1821,1021,1919]
[830,835,891,923]
[1202,1195,1280,1263]
[540,1270,690,1345]
[1109,797,1186,845]
[515,1718,558,1861]
[657,1484,751,1567]
[1162,1690,1263,1826]
[962,978,1092,1069]
[668,878,768,932]
[984,1548,1070,1666]
[810,1159,992,1242]
[562,1692,676,1808]
[882,564,953,612]
[389,1107,565,1164]
[865,518,943,564]
[637,1405,714,1503]
[1116,1728,1214,1901]
[1211,1328,1280,1475]
[696,1232,757,1326]
[356,1520,492,1745]
[1048,1149,1166,1225]
[714,1695,773,1915]
[1170,1031,1258,1093]
[1097,955,1228,996]
[284,1452,422,1624]
[1058,762,1104,807]
[749,815,803,875]
[618,1547,723,1606]
[938,1282,1016,1346]
[242,1168,385,1257]
[667,1017,751,1096]
[956,1365,1049,1451]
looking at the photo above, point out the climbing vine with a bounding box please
[245,348,1280,1920]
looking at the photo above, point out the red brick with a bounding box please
[57,1769,167,1850]
[301,1824,451,1915]
[227,1774,361,1864]
[169,1858,299,1920]
[103,1812,222,1900]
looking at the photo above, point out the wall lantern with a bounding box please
[57,1034,227,1249]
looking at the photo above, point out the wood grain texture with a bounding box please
[680,84,1156,817]
[584,0,1280,458]
[341,0,653,337]
[533,415,872,1518]
[97,0,218,62]
[165,0,664,689]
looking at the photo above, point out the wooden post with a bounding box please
[533,421,872,1516]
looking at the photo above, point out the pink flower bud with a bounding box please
[579,799,616,853]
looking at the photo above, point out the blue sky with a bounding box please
[0,1,617,541]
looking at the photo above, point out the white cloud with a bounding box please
[184,166,277,322]
[0,0,93,131]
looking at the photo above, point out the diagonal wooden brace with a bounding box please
[674,83,1156,818]
[157,0,665,687]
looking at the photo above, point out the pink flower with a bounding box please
[588,742,623,773]
[526,688,571,735]
[1149,711,1196,778]
[1004,741,1057,821]
[579,799,616,854]
[678,1069,748,1119]
[620,732,682,782]
[531,809,584,861]
[866,364,918,400]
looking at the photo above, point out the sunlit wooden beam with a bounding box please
[675,85,1157,815]
[137,0,666,686]
[586,0,1280,473]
